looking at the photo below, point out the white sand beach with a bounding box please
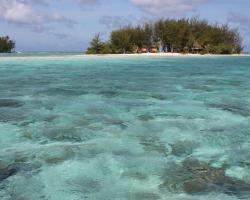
[86,53,250,58]
[0,52,250,62]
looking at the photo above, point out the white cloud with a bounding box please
[99,15,133,29]
[99,15,155,29]
[131,0,207,16]
[0,0,76,26]
[49,13,77,27]
[74,0,98,4]
[0,0,44,24]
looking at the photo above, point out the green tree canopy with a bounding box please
[110,29,133,53]
[0,36,15,53]
[86,34,105,54]
[86,18,243,54]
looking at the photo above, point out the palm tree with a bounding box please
[88,33,104,54]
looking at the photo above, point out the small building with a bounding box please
[139,48,148,53]
[191,41,203,54]
[150,48,158,53]
[191,47,203,54]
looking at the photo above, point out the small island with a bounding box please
[0,36,15,53]
[87,18,243,55]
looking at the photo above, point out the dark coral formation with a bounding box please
[0,99,23,108]
[161,158,250,198]
[0,164,19,182]
[170,140,198,156]
[208,102,250,117]
[184,159,250,197]
[140,137,169,157]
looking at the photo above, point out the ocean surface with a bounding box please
[0,54,250,200]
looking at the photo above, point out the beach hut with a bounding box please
[150,48,158,53]
[191,41,203,54]
[192,47,203,54]
[140,48,148,53]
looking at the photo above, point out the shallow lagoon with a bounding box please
[0,55,250,199]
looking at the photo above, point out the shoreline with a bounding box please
[85,52,250,57]
[0,52,250,61]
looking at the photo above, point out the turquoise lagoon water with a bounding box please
[0,55,250,200]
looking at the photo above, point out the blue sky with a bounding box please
[1,0,250,52]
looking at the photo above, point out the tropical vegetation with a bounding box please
[0,36,15,53]
[86,18,243,54]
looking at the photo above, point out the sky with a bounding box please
[0,0,250,52]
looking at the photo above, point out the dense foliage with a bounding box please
[87,18,243,54]
[0,36,15,53]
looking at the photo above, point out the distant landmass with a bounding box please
[0,36,15,53]
[87,18,243,55]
